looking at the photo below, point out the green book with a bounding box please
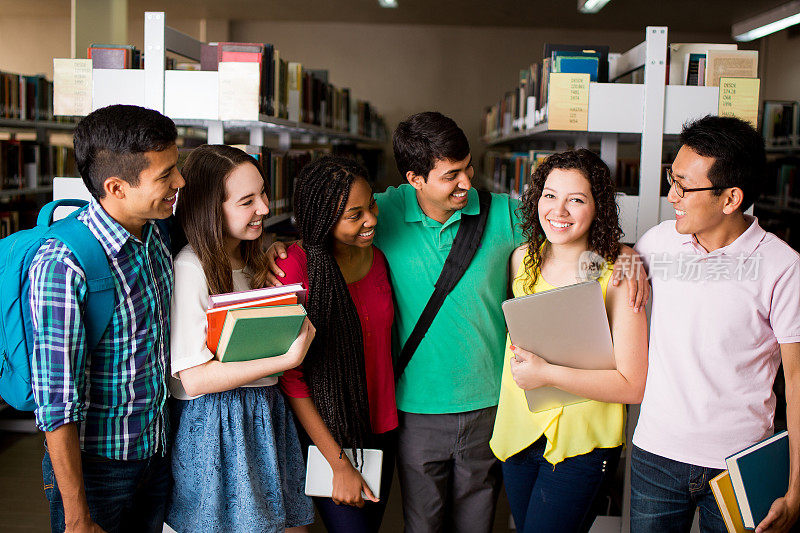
[216,304,307,363]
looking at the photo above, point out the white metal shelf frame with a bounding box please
[94,12,385,150]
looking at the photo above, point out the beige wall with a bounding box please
[0,15,70,78]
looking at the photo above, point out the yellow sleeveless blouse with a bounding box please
[489,249,625,465]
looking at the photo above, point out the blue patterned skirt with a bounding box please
[167,386,313,532]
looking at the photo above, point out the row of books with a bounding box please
[240,145,379,218]
[0,211,20,238]
[202,42,386,139]
[763,101,800,146]
[482,43,610,139]
[0,139,77,190]
[481,42,758,140]
[667,44,757,87]
[711,431,789,532]
[483,149,656,197]
[235,146,317,217]
[761,157,799,204]
[483,150,555,198]
[206,284,307,364]
[0,72,55,121]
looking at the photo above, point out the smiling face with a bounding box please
[668,145,726,236]
[538,168,596,248]
[221,162,270,247]
[119,144,184,223]
[332,177,378,248]
[408,154,474,223]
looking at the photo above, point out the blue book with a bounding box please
[725,431,789,529]
[553,55,600,82]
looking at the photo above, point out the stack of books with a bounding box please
[710,431,790,533]
[667,44,757,87]
[206,283,308,363]
[199,41,387,139]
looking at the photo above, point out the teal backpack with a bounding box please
[0,199,115,411]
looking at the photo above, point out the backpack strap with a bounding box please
[394,189,493,381]
[48,217,116,351]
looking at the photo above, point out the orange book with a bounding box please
[206,294,297,353]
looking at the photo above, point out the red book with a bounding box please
[206,294,298,354]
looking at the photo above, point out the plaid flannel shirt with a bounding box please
[29,199,172,460]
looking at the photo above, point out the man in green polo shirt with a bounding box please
[268,112,647,532]
[375,112,521,532]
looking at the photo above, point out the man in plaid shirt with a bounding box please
[29,105,184,533]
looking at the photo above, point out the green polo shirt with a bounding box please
[374,184,524,414]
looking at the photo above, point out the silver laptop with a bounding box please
[501,281,615,413]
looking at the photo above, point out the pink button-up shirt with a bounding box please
[634,216,800,468]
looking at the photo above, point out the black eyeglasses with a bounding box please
[666,169,723,198]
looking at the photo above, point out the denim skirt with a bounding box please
[166,386,313,532]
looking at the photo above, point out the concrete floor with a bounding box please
[0,423,513,533]
[0,419,634,533]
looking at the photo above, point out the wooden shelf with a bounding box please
[0,186,53,199]
[173,115,384,146]
[0,119,77,131]
[263,212,293,228]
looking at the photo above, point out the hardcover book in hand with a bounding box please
[725,430,789,529]
[215,304,307,363]
[206,294,298,353]
[709,470,748,533]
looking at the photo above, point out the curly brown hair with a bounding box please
[518,149,622,293]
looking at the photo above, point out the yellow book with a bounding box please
[710,470,748,533]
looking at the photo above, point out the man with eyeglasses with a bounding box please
[629,115,800,533]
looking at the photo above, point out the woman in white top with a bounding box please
[166,144,315,533]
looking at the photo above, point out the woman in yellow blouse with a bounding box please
[490,149,649,533]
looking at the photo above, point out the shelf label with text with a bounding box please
[548,73,590,131]
[53,59,92,116]
[219,62,260,121]
[718,77,759,128]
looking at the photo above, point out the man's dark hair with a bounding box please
[393,111,470,181]
[679,115,765,211]
[73,104,178,199]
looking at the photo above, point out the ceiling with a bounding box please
[0,0,792,34]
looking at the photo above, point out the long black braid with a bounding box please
[293,155,372,457]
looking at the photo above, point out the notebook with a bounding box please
[304,446,383,500]
[726,430,789,529]
[501,281,615,412]
[709,470,748,533]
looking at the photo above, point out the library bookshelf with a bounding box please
[0,118,77,234]
[53,11,387,229]
[482,27,735,245]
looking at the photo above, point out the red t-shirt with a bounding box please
[277,243,398,434]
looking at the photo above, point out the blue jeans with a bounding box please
[501,437,622,533]
[42,448,171,533]
[630,445,727,533]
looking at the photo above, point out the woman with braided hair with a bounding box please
[277,155,398,532]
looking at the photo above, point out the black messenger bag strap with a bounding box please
[394,189,492,380]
